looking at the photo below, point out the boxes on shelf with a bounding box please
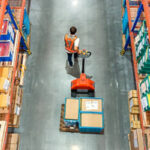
[0,67,12,80]
[128,97,140,114]
[135,21,148,60]
[0,41,14,62]
[129,114,141,129]
[9,115,20,128]
[0,19,15,43]
[6,134,20,150]
[0,77,10,93]
[143,111,150,127]
[79,98,104,133]
[144,129,150,150]
[129,129,144,150]
[141,94,150,111]
[0,93,10,108]
[64,98,79,127]
[128,90,138,100]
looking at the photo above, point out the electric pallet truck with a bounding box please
[71,49,95,97]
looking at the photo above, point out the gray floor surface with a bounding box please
[17,0,135,150]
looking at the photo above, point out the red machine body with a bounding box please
[71,73,95,91]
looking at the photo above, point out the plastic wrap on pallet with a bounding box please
[0,19,15,43]
[138,46,150,73]
[122,8,128,34]
[0,41,14,62]
[125,27,129,40]
[23,9,30,36]
[141,94,150,111]
[64,98,79,127]
[123,0,126,8]
[79,97,104,133]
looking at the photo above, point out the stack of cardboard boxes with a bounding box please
[128,90,141,129]
[9,86,23,128]
[128,90,150,150]
[0,19,15,62]
[6,134,20,150]
[0,67,12,111]
[64,98,104,133]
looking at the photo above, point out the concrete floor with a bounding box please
[17,0,135,150]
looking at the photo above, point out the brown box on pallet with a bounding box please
[129,98,139,108]
[129,129,144,150]
[65,99,79,120]
[6,144,18,150]
[128,90,137,100]
[130,121,141,129]
[81,113,103,127]
[81,99,102,112]
[7,134,19,144]
[130,107,140,114]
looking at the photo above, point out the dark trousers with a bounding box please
[67,53,78,66]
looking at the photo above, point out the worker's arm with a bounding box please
[74,46,82,54]
[74,38,81,53]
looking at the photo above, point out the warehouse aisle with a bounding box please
[18,0,135,150]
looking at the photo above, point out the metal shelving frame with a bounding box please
[0,0,26,150]
[124,0,150,149]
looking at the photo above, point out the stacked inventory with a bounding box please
[121,0,150,149]
[63,98,104,133]
[0,0,31,149]
[6,134,20,150]
[128,90,141,129]
[140,75,150,111]
[128,129,144,150]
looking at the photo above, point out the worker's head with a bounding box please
[70,26,77,35]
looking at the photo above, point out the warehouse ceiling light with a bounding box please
[72,0,78,6]
[71,145,80,150]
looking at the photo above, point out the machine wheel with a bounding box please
[71,90,77,97]
[88,90,95,97]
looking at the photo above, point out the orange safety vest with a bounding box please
[64,34,77,53]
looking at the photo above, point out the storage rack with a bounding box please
[122,0,150,149]
[0,0,31,149]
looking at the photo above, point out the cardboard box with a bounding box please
[81,113,103,128]
[6,144,18,150]
[0,77,10,93]
[130,114,140,122]
[7,134,19,144]
[130,107,140,114]
[65,99,79,120]
[128,90,138,100]
[129,98,139,108]
[0,93,10,107]
[81,98,102,112]
[144,129,150,150]
[130,129,144,150]
[130,121,141,129]
[0,68,12,79]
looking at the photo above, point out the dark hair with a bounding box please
[70,26,77,35]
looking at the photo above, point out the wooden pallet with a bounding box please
[60,104,104,134]
[60,104,79,133]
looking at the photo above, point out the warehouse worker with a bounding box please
[64,26,80,68]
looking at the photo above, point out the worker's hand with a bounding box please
[78,50,82,54]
